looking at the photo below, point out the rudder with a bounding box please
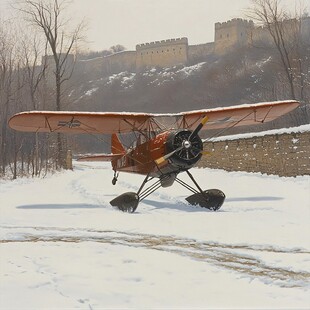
[111,133,125,154]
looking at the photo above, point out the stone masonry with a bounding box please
[136,38,188,71]
[43,16,310,76]
[198,130,310,177]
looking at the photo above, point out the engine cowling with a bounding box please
[165,130,203,168]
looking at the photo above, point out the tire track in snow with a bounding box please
[1,225,309,288]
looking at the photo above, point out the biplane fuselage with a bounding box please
[111,130,200,177]
[112,132,165,175]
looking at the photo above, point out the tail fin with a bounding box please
[111,133,126,154]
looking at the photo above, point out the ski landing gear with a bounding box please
[180,171,225,211]
[110,171,225,213]
[110,173,155,213]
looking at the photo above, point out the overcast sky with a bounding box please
[0,0,305,51]
[72,0,255,50]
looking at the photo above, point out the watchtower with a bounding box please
[214,18,254,54]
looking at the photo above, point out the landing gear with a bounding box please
[110,173,156,213]
[110,170,225,213]
[185,189,225,211]
[176,171,225,211]
[110,192,139,213]
[112,171,119,185]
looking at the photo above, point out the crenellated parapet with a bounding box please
[136,37,189,70]
[42,17,310,77]
[215,18,254,30]
[136,38,188,51]
[214,18,255,54]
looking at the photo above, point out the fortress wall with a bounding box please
[44,17,310,78]
[102,51,136,74]
[214,18,254,54]
[77,57,105,75]
[188,42,214,64]
[76,51,136,76]
[249,17,310,47]
[42,54,75,86]
[198,130,310,177]
[136,38,188,70]
[250,26,272,45]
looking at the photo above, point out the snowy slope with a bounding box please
[0,161,309,309]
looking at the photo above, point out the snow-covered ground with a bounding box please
[1,161,309,309]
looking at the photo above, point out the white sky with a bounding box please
[73,0,252,50]
[0,0,306,51]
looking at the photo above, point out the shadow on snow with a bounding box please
[17,203,102,210]
[226,196,283,202]
[15,196,283,212]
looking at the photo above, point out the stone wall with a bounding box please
[77,57,105,75]
[102,51,136,75]
[214,18,254,54]
[43,17,310,77]
[198,130,310,177]
[136,38,188,71]
[188,42,214,64]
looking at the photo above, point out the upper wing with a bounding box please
[179,100,300,130]
[9,100,299,134]
[8,111,152,134]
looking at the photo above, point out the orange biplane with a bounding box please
[9,100,299,212]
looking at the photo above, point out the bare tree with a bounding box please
[15,0,85,168]
[247,0,310,124]
[248,0,302,99]
[20,34,47,175]
[0,21,17,176]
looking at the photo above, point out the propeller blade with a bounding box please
[155,146,183,165]
[189,115,209,141]
[155,116,209,166]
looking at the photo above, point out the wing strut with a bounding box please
[203,110,255,143]
[259,105,273,123]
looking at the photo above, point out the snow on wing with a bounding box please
[180,100,300,130]
[8,111,152,134]
[8,100,299,134]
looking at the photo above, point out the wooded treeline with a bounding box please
[0,18,68,179]
[0,0,84,179]
[0,0,309,179]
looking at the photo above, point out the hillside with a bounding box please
[67,46,309,134]
[3,45,308,174]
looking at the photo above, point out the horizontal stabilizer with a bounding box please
[77,153,124,162]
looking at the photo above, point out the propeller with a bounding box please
[188,115,209,141]
[155,145,184,165]
[155,115,209,165]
